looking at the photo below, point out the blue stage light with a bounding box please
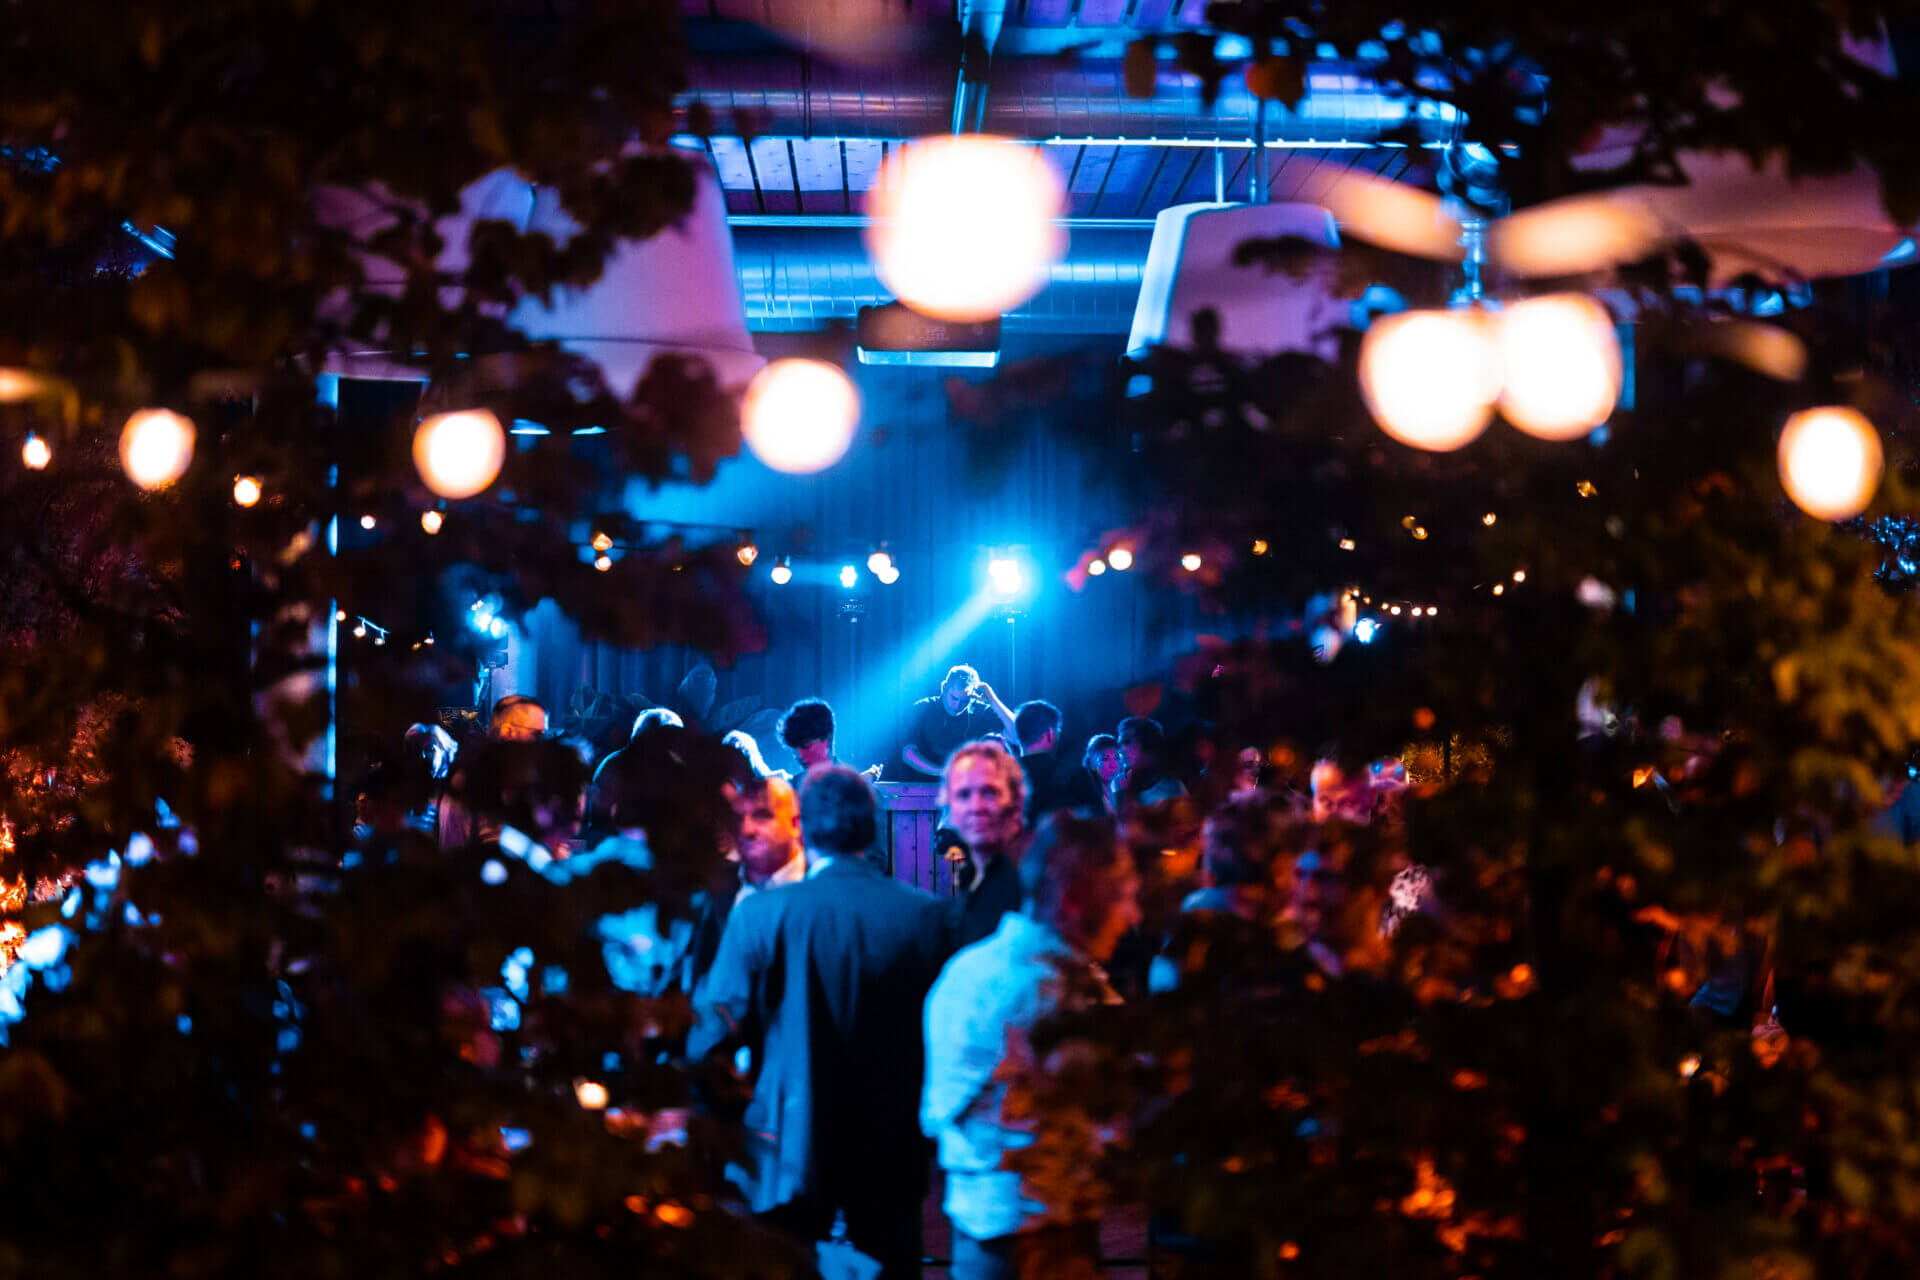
[988,556,1025,598]
[1354,617,1380,644]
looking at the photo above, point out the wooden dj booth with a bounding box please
[872,783,962,898]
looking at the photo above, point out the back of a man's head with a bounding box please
[1013,700,1062,753]
[780,698,835,752]
[630,706,684,743]
[489,695,549,741]
[1118,716,1165,755]
[798,764,879,857]
[1021,810,1127,939]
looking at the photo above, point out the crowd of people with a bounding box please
[350,665,1423,1279]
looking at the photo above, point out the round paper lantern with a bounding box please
[1359,310,1501,451]
[413,410,506,499]
[1498,293,1621,441]
[741,359,860,474]
[120,409,196,489]
[866,135,1066,323]
[1778,406,1882,520]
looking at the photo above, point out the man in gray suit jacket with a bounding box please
[691,765,953,1279]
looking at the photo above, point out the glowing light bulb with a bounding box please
[0,369,44,402]
[353,622,367,638]
[594,553,613,572]
[1497,293,1622,441]
[1358,310,1500,451]
[988,557,1024,597]
[1107,547,1134,572]
[21,433,50,470]
[1512,570,1527,583]
[867,549,893,575]
[575,1080,609,1110]
[232,476,262,507]
[1251,539,1269,556]
[1389,605,1403,615]
[1778,406,1883,521]
[1492,584,1505,596]
[866,135,1066,323]
[360,514,376,530]
[420,510,443,534]
[741,359,860,474]
[770,558,793,585]
[1338,538,1355,551]
[412,410,506,500]
[1087,558,1108,576]
[877,565,900,585]
[1180,552,1203,572]
[1482,512,1496,526]
[120,409,196,489]
[336,610,348,622]
[737,540,759,567]
[591,531,613,552]
[840,564,859,589]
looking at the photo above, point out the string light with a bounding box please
[594,553,613,572]
[1087,558,1108,576]
[1493,584,1505,596]
[413,409,506,499]
[770,556,793,585]
[1778,406,1883,521]
[1498,293,1622,442]
[741,359,860,474]
[1482,512,1496,526]
[420,510,444,534]
[120,409,196,489]
[1359,309,1500,451]
[737,535,760,567]
[1339,538,1356,551]
[1180,552,1203,572]
[1251,539,1269,556]
[866,134,1066,323]
[359,514,376,530]
[1107,547,1135,571]
[591,531,614,552]
[1389,605,1403,615]
[21,433,50,470]
[336,610,348,622]
[1411,526,1428,540]
[232,476,262,507]
[353,622,368,638]
[1512,570,1527,583]
[867,547,893,575]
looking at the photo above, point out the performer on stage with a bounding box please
[903,665,1016,778]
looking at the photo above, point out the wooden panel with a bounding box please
[707,136,758,193]
[748,136,801,214]
[1128,0,1175,27]
[877,783,961,897]
[841,138,886,197]
[791,137,849,214]
[1075,0,1132,24]
[1092,146,1163,218]
[1021,0,1076,26]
